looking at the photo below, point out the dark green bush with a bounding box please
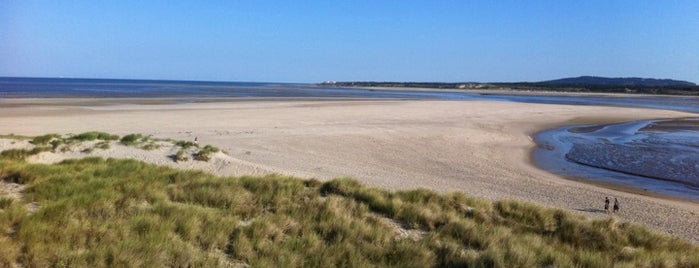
[120,133,143,146]
[175,140,198,149]
[70,131,119,141]
[31,134,60,145]
[193,145,220,162]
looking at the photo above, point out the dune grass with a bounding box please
[174,149,189,162]
[120,133,163,151]
[30,133,61,145]
[175,140,199,150]
[119,133,143,146]
[69,131,119,142]
[1,132,227,164]
[0,134,32,140]
[0,156,697,267]
[193,145,220,162]
[18,132,120,155]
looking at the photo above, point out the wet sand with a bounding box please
[0,98,698,243]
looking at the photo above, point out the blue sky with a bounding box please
[1,1,698,83]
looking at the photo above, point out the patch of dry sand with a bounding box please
[0,98,697,243]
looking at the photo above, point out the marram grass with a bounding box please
[0,156,697,267]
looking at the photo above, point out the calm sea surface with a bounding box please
[2,77,699,113]
[2,77,698,200]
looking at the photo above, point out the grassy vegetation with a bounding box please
[69,131,119,142]
[0,132,123,158]
[0,147,53,160]
[119,133,143,146]
[140,142,160,151]
[174,149,189,162]
[30,134,61,145]
[0,156,697,267]
[0,197,12,209]
[193,145,220,162]
[1,132,225,163]
[120,133,162,150]
[0,134,32,140]
[175,140,199,149]
[94,141,110,150]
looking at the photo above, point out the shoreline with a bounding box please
[1,98,698,243]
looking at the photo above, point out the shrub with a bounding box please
[120,133,143,146]
[31,134,60,145]
[49,139,63,151]
[1,149,30,160]
[140,143,160,151]
[0,147,51,160]
[94,141,110,150]
[193,145,219,162]
[29,146,52,155]
[193,152,210,162]
[175,140,198,149]
[70,131,119,141]
[0,197,13,209]
[174,149,189,162]
[0,133,32,140]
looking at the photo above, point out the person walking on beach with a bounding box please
[604,197,610,213]
[613,198,619,213]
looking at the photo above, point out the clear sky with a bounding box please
[1,1,698,83]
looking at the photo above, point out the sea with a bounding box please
[1,77,698,201]
[2,77,699,113]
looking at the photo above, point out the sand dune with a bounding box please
[0,98,697,243]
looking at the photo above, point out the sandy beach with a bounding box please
[1,98,697,243]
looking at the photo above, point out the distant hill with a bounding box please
[541,76,696,87]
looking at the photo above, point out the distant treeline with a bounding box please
[320,82,699,96]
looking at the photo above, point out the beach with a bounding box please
[1,98,698,243]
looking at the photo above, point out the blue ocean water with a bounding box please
[0,77,475,100]
[2,77,699,113]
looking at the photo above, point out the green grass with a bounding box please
[119,134,162,150]
[175,140,199,149]
[0,134,32,140]
[0,156,697,267]
[193,145,220,162]
[94,141,110,150]
[14,132,118,154]
[0,197,13,209]
[0,147,53,160]
[69,131,119,142]
[1,132,224,160]
[119,133,143,146]
[30,134,61,145]
[174,149,189,162]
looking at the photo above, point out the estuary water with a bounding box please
[2,77,699,200]
[534,119,699,201]
[2,77,699,113]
